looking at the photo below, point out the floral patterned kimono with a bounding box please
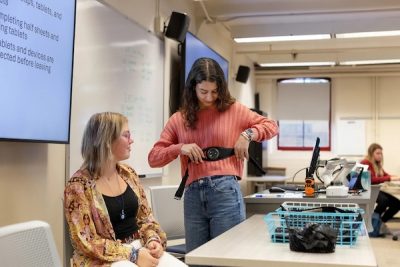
[64,163,167,266]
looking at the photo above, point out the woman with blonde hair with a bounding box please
[360,143,400,237]
[64,112,187,266]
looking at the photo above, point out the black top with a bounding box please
[103,183,139,240]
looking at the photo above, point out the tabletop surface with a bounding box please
[244,189,371,204]
[246,175,289,182]
[185,215,377,267]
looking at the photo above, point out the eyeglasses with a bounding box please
[121,131,131,140]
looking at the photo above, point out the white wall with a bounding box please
[258,75,400,182]
[0,142,66,260]
[0,0,249,262]
[10,1,400,263]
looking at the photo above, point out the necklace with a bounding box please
[104,171,126,220]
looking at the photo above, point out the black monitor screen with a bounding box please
[170,32,229,114]
[307,137,320,177]
[0,1,76,143]
[184,32,229,82]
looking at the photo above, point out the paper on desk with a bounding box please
[111,252,187,267]
[253,192,303,198]
[158,252,188,266]
[387,181,400,186]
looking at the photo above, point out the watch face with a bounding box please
[245,129,253,137]
[206,148,220,160]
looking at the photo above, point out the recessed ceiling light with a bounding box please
[336,30,400,38]
[339,59,400,65]
[259,62,335,67]
[234,34,331,43]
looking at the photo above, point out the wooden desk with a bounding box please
[185,215,377,267]
[246,175,289,195]
[244,190,374,232]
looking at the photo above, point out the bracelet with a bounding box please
[129,247,140,263]
[240,131,251,142]
[145,237,161,247]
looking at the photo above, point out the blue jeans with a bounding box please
[183,175,245,257]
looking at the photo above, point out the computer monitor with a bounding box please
[348,166,365,191]
[307,137,320,178]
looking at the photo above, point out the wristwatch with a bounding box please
[245,128,254,140]
[241,128,254,141]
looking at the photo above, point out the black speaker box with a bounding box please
[248,108,266,176]
[248,141,263,176]
[236,65,250,83]
[165,12,190,43]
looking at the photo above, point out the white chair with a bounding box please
[149,185,186,258]
[0,220,61,267]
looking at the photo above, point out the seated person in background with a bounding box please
[360,143,400,237]
[65,112,184,266]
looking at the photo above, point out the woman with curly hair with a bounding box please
[148,58,278,259]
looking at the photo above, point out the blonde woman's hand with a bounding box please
[146,240,164,259]
[181,143,204,163]
[234,135,250,160]
[137,248,159,267]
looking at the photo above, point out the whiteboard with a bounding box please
[69,0,163,177]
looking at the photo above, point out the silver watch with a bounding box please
[244,128,253,141]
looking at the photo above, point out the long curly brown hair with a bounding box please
[180,57,235,129]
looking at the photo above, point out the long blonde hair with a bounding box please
[366,143,384,176]
[80,112,128,178]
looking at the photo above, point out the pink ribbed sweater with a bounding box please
[148,102,278,186]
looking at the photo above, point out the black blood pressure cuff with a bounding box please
[174,147,235,200]
[203,147,234,161]
[174,146,266,200]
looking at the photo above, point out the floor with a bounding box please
[370,220,400,267]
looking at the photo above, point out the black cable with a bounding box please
[315,167,324,183]
[291,167,308,183]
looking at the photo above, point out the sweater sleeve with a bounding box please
[360,159,391,184]
[148,113,183,168]
[245,106,279,142]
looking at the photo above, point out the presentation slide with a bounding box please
[0,0,75,143]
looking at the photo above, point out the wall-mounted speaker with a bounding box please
[235,65,250,83]
[165,12,190,43]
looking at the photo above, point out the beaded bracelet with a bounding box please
[145,237,161,247]
[129,247,140,263]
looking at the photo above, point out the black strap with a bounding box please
[248,155,265,176]
[174,168,189,200]
[174,146,266,200]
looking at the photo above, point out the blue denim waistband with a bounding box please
[190,175,237,186]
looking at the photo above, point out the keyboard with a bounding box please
[270,184,305,191]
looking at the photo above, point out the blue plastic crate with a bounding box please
[264,202,364,246]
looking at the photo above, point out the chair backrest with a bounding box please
[370,184,381,205]
[149,185,185,240]
[0,220,61,267]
